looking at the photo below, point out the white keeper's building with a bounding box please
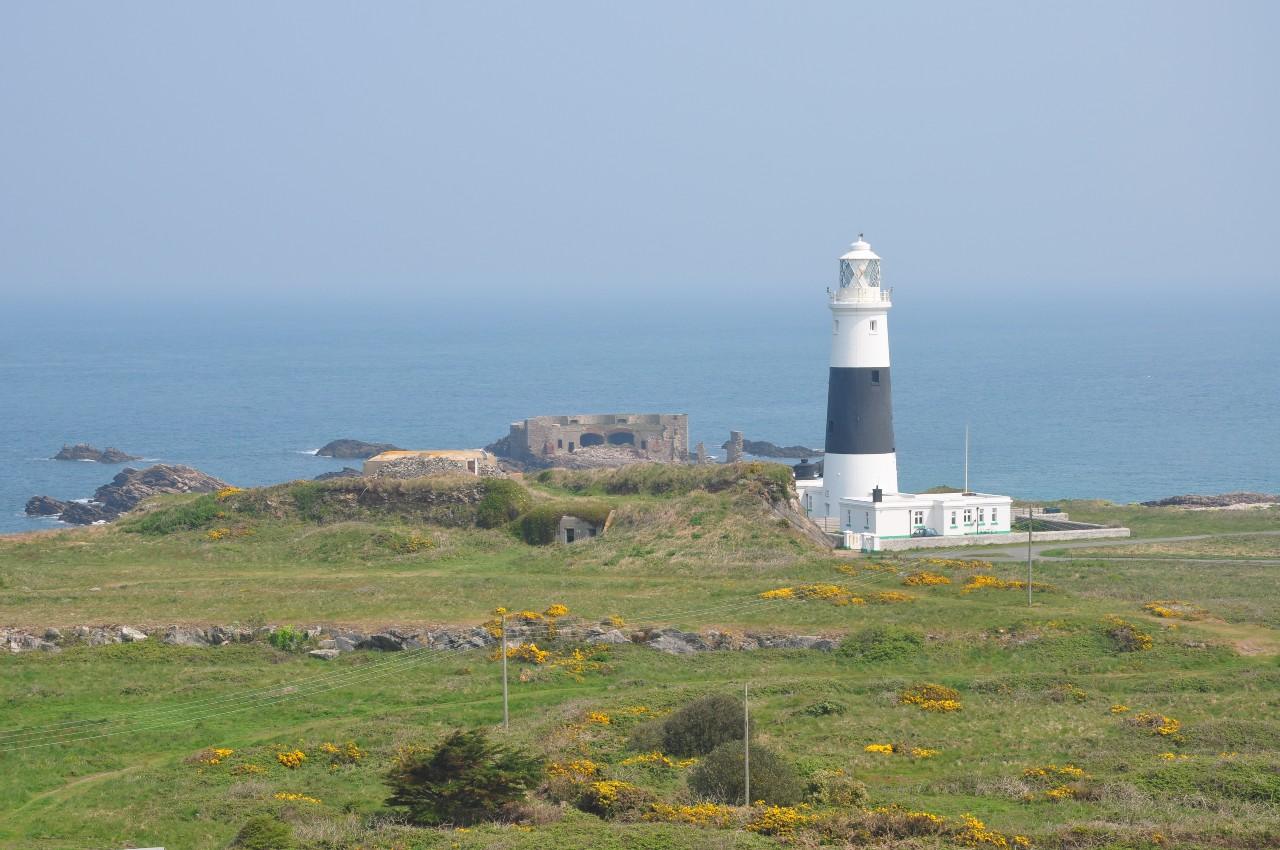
[795,236,1012,551]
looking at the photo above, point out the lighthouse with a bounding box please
[822,235,898,509]
[796,235,1013,551]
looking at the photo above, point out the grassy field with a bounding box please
[1047,533,1280,561]
[1,468,1278,849]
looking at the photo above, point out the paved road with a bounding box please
[898,529,1280,562]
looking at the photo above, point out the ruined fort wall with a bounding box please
[507,413,688,462]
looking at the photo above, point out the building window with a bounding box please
[950,511,957,526]
[913,510,924,527]
[871,370,880,385]
[991,508,998,524]
[978,507,985,524]
[557,438,563,449]
[964,509,972,525]
[864,511,870,529]
[869,319,878,333]
[640,439,647,450]
[833,319,839,335]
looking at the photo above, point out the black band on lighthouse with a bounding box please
[824,367,896,455]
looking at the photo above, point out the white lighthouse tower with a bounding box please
[822,235,898,507]
[796,235,1013,550]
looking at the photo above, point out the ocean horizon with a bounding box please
[3,288,1278,536]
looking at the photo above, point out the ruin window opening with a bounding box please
[579,433,605,448]
[607,432,635,446]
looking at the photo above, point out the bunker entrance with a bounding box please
[579,433,605,448]
[607,432,636,446]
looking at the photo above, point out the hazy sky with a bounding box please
[2,2,1276,307]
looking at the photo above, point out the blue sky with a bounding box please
[1,2,1276,308]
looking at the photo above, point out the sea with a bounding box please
[2,289,1278,536]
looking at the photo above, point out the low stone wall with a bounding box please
[873,527,1131,551]
[2,621,840,657]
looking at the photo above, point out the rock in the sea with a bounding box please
[24,495,67,517]
[313,467,364,481]
[31,464,229,526]
[719,438,823,459]
[53,443,141,463]
[316,439,401,459]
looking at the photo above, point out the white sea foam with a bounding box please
[296,448,320,455]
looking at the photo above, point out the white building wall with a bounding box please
[829,309,891,368]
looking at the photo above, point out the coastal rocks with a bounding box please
[53,443,142,463]
[24,495,67,516]
[313,467,364,481]
[719,437,823,459]
[27,464,229,526]
[316,439,401,459]
[1141,492,1278,508]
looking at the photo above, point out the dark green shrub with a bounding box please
[660,693,752,757]
[476,480,532,528]
[124,494,223,535]
[688,740,802,805]
[801,699,846,717]
[268,625,306,652]
[230,814,295,849]
[837,625,924,663]
[385,728,544,826]
[625,719,667,752]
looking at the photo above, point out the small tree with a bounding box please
[661,693,753,757]
[688,740,802,805]
[385,728,544,826]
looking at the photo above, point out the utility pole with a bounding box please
[1026,512,1034,607]
[501,612,509,730]
[743,681,751,807]
[964,424,969,493]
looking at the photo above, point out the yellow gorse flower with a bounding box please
[900,683,962,712]
[903,571,951,586]
[864,743,896,755]
[273,791,321,804]
[276,749,306,769]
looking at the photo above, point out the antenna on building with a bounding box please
[963,424,970,494]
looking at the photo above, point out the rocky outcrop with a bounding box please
[53,443,142,463]
[1141,492,1278,508]
[3,620,840,656]
[313,467,364,481]
[720,438,823,459]
[24,495,67,516]
[26,464,229,526]
[316,439,401,459]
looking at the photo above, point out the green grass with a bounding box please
[2,473,1279,848]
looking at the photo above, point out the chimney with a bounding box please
[872,486,883,503]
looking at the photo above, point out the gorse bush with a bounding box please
[231,814,295,849]
[476,479,532,528]
[837,625,925,663]
[124,494,223,535]
[537,462,795,502]
[268,625,306,652]
[658,693,752,757]
[688,740,802,805]
[385,728,544,826]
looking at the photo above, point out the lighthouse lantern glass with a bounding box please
[839,258,881,289]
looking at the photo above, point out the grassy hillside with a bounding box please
[1,468,1278,849]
